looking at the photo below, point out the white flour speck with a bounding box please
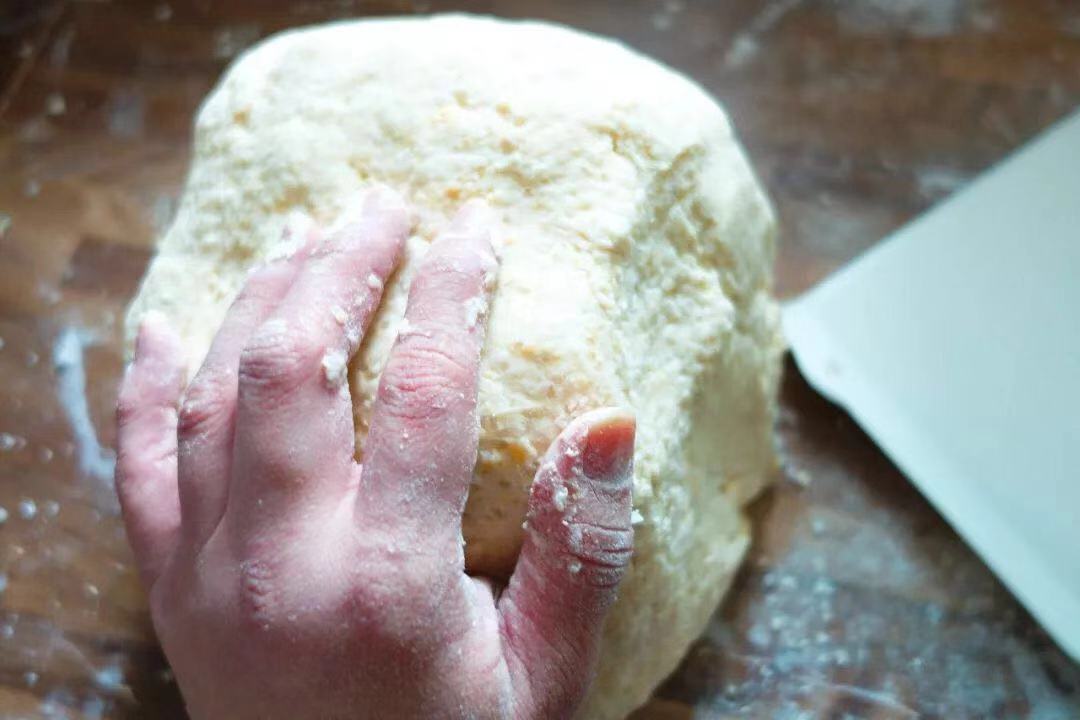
[94,664,125,691]
[552,485,569,512]
[0,432,25,451]
[630,509,645,525]
[18,499,37,519]
[0,506,7,524]
[463,295,487,329]
[46,92,66,116]
[43,500,60,517]
[367,273,383,291]
[321,350,348,390]
[568,559,582,574]
[397,318,429,338]
[724,34,761,68]
[330,305,347,325]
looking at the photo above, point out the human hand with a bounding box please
[115,189,636,719]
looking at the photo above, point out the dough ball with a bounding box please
[126,15,783,719]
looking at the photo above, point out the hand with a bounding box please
[115,190,636,719]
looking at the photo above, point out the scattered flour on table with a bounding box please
[52,327,117,486]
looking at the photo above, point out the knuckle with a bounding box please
[115,383,144,430]
[114,450,141,495]
[238,322,321,404]
[236,558,279,630]
[177,370,234,440]
[347,543,457,634]
[378,336,472,420]
[564,523,633,589]
[117,440,177,488]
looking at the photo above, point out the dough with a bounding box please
[126,15,783,719]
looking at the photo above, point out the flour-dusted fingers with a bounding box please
[177,225,316,549]
[115,313,187,588]
[228,188,409,528]
[499,408,635,718]
[358,201,498,560]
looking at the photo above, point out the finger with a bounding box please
[177,224,316,547]
[498,408,635,718]
[229,188,409,526]
[115,313,186,588]
[358,201,498,555]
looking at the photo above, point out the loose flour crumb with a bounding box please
[463,295,487,329]
[553,484,569,512]
[321,350,348,389]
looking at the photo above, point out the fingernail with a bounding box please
[581,410,636,482]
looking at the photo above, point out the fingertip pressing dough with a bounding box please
[126,15,784,719]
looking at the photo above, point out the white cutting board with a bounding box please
[784,109,1080,660]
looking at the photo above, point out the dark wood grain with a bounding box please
[1,1,1078,718]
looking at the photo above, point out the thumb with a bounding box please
[498,408,635,718]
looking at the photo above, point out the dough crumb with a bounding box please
[397,318,431,339]
[321,350,348,389]
[552,484,569,512]
[463,295,488,329]
[631,509,644,525]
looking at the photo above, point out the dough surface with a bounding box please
[127,15,783,719]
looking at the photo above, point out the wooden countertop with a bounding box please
[1,1,1078,717]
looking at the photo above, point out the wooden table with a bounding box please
[1,1,1078,717]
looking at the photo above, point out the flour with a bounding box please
[53,327,117,486]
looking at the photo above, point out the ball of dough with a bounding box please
[126,15,783,719]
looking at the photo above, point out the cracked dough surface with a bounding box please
[126,15,784,719]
